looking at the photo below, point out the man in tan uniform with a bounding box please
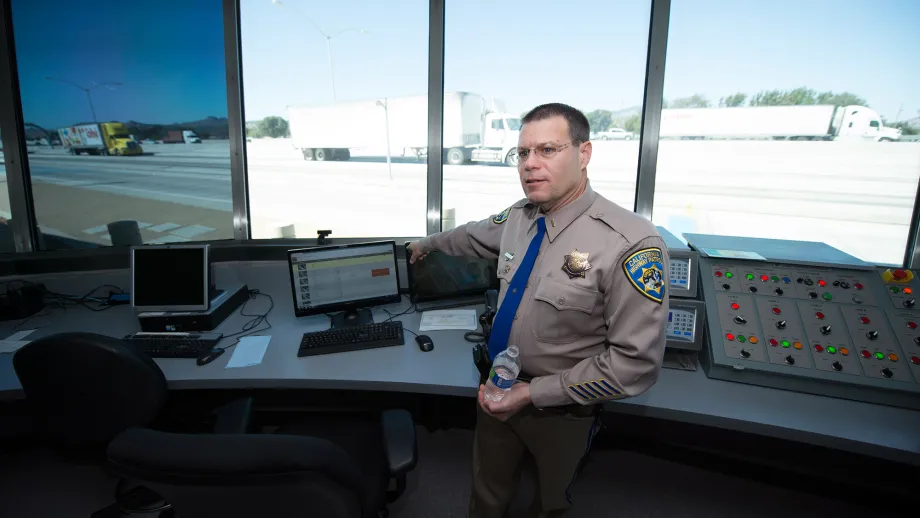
[408,103,669,517]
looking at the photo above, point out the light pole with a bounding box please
[376,99,392,180]
[44,77,121,123]
[271,0,367,102]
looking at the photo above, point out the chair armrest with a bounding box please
[381,409,417,476]
[212,397,253,434]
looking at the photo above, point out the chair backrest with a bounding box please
[107,428,370,518]
[13,332,168,449]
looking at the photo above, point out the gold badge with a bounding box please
[562,249,592,278]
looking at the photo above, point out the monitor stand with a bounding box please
[330,308,374,329]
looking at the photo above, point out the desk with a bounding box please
[1,261,919,467]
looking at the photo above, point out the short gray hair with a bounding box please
[521,103,590,144]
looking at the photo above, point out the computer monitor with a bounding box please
[287,241,401,328]
[131,244,210,312]
[404,243,498,304]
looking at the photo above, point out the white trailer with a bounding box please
[287,92,521,166]
[659,105,901,142]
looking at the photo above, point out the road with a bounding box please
[0,139,917,265]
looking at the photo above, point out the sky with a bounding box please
[11,0,920,129]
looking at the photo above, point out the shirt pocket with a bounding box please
[531,276,599,344]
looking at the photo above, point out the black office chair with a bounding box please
[106,409,418,518]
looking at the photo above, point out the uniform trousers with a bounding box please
[469,401,599,518]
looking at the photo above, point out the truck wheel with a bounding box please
[314,148,329,161]
[446,148,465,165]
[302,148,313,160]
[505,149,519,167]
[338,148,350,161]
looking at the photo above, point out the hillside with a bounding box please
[25,116,230,142]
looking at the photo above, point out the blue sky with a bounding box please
[11,0,920,129]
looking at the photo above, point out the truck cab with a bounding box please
[836,106,901,142]
[101,123,144,155]
[469,112,521,166]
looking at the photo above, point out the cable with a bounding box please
[382,294,419,338]
[218,290,274,350]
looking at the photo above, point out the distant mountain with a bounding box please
[25,116,230,142]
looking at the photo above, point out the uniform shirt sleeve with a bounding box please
[416,209,508,260]
[530,236,670,408]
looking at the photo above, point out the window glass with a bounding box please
[654,0,919,265]
[11,0,234,249]
[442,0,651,229]
[0,128,15,252]
[241,0,429,239]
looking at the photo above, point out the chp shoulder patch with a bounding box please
[623,247,665,303]
[492,206,511,224]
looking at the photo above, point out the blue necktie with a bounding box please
[487,217,546,361]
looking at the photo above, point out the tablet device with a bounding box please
[405,242,499,303]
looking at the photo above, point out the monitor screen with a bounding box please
[131,245,209,312]
[288,241,401,317]
[405,244,498,303]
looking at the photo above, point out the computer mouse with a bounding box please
[197,347,225,366]
[415,335,434,352]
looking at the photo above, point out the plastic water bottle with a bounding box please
[484,345,521,402]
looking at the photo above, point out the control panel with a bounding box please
[698,256,920,409]
[657,226,704,356]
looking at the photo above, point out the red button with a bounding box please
[725,333,735,341]
[715,271,723,277]
[860,350,871,358]
[909,321,918,330]
[731,303,740,310]
[769,338,778,346]
[760,275,769,282]
[772,307,781,314]
[814,344,824,352]
[860,316,870,324]
[894,269,907,279]
[911,356,920,365]
[815,312,825,319]
[855,283,864,290]
[818,280,827,287]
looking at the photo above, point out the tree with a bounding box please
[719,93,747,107]
[623,114,641,133]
[750,87,868,108]
[257,116,290,138]
[670,94,710,108]
[585,109,613,133]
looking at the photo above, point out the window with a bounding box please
[0,128,15,252]
[241,0,429,239]
[10,0,233,250]
[653,0,918,265]
[442,0,651,229]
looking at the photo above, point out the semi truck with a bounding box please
[57,122,144,156]
[287,92,521,166]
[163,130,202,144]
[659,105,901,142]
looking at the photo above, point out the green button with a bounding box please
[772,276,779,282]
[725,272,733,278]
[827,346,837,354]
[738,335,746,342]
[822,293,833,301]
[890,286,900,293]
[875,352,884,360]
[746,273,754,280]
[781,340,790,347]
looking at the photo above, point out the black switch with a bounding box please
[740,349,751,359]
[722,283,731,291]
[784,355,795,365]
[774,288,784,296]
[820,325,832,335]
[809,292,818,299]
[804,279,814,286]
[749,286,758,293]
[840,281,850,289]
[866,330,879,340]
[904,299,916,308]
[776,320,787,329]
[733,316,747,325]
[832,361,843,372]
[881,368,894,378]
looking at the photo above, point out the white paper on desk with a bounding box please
[419,309,478,331]
[226,336,271,368]
[0,329,36,354]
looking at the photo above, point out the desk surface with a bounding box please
[1,261,919,466]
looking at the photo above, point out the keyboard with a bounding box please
[124,332,223,358]
[298,321,405,357]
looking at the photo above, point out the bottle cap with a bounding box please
[506,345,519,357]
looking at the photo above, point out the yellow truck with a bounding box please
[57,122,144,156]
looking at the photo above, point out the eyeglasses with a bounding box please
[513,141,576,163]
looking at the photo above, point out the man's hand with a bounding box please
[478,382,532,421]
[407,241,430,264]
